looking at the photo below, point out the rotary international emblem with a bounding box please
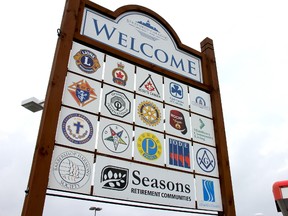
[61,113,93,144]
[102,124,130,153]
[112,62,128,86]
[137,132,162,160]
[68,79,97,107]
[138,101,161,126]
[73,49,101,73]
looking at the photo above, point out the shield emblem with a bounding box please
[76,88,90,103]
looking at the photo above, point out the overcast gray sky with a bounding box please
[1,0,288,216]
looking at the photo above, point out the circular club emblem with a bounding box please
[138,101,161,126]
[137,132,162,160]
[195,96,206,107]
[104,90,131,117]
[62,113,93,144]
[52,150,91,189]
[102,124,130,153]
[196,147,216,172]
[73,49,101,74]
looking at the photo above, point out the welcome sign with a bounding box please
[22,1,235,215]
[81,8,202,82]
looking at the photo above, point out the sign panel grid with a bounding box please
[39,2,235,214]
[49,40,222,212]
[49,39,221,210]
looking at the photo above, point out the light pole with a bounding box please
[21,97,44,112]
[89,207,102,216]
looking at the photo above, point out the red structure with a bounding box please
[273,180,288,216]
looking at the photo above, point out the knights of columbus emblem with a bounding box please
[68,79,97,107]
[112,62,128,86]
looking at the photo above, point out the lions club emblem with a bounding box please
[73,49,101,73]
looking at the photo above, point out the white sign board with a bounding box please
[93,155,196,209]
[100,85,134,123]
[81,8,202,82]
[48,146,94,194]
[55,106,97,151]
[189,86,212,118]
[135,67,163,101]
[193,143,219,177]
[47,4,226,213]
[135,95,164,132]
[164,77,189,109]
[68,41,104,81]
[103,55,135,91]
[97,117,133,159]
[134,127,165,166]
[191,114,215,146]
[62,72,102,114]
[165,105,191,139]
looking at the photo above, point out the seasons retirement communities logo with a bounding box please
[101,165,129,191]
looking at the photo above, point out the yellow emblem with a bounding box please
[137,132,162,160]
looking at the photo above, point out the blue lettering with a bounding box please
[140,43,153,58]
[155,49,168,63]
[118,32,128,47]
[93,19,116,40]
[170,55,185,71]
[187,60,196,75]
[130,37,139,53]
